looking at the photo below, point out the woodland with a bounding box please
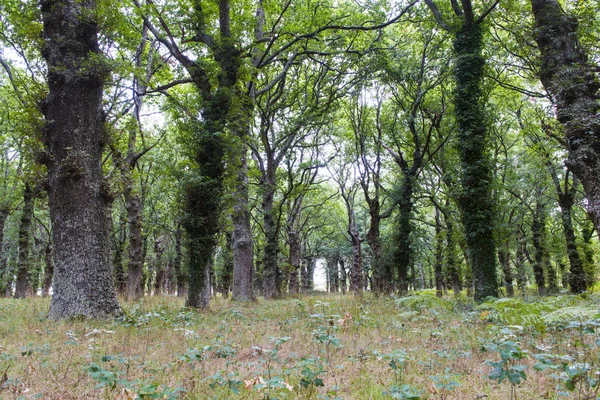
[0,0,600,398]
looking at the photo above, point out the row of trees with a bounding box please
[0,0,598,318]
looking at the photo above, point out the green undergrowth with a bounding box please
[0,291,599,399]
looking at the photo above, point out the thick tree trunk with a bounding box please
[232,148,254,301]
[183,0,240,309]
[530,0,600,238]
[262,174,278,299]
[14,184,34,299]
[454,21,499,301]
[41,0,121,318]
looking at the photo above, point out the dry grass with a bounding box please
[0,291,599,399]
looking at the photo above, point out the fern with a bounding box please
[395,294,452,312]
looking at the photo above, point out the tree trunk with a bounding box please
[113,209,127,294]
[14,184,34,299]
[558,195,586,293]
[153,238,166,295]
[262,173,278,299]
[42,242,53,297]
[302,257,315,292]
[232,147,254,301]
[445,214,461,295]
[532,201,547,296]
[173,222,186,297]
[41,0,121,318]
[219,231,233,299]
[125,188,144,300]
[515,229,528,297]
[0,208,8,296]
[327,254,339,293]
[395,176,414,294]
[434,208,444,297]
[498,247,514,297]
[348,209,363,293]
[339,258,347,294]
[454,21,499,301]
[368,202,389,293]
[288,229,301,294]
[530,0,600,238]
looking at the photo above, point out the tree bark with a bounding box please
[348,209,363,293]
[14,184,34,299]
[498,247,514,297]
[434,208,444,298]
[530,0,600,238]
[339,258,347,294]
[125,188,143,300]
[531,200,547,295]
[395,176,414,294]
[0,207,8,296]
[261,172,278,299]
[41,0,121,318]
[445,212,461,295]
[327,254,339,293]
[232,147,254,301]
[42,242,53,297]
[112,209,127,294]
[454,21,499,301]
[288,229,301,294]
[173,222,186,297]
[302,257,315,292]
[218,231,233,298]
[515,229,528,297]
[368,201,390,293]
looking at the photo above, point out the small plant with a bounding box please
[429,369,461,399]
[298,356,326,391]
[249,336,294,399]
[207,370,243,395]
[483,330,528,400]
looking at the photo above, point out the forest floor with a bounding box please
[1,290,600,399]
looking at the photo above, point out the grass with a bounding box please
[0,291,599,399]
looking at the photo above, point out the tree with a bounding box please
[425,0,501,301]
[529,0,600,238]
[41,0,121,318]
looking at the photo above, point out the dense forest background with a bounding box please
[0,0,599,317]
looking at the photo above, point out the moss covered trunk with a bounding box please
[454,22,498,301]
[14,184,34,299]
